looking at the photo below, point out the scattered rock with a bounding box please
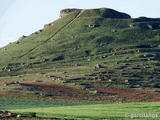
[129,24,136,28]
[48,75,55,78]
[108,79,112,82]
[75,64,81,66]
[21,63,25,66]
[95,64,103,69]
[137,49,140,53]
[147,24,153,29]
[57,78,63,80]
[29,112,36,117]
[88,24,96,28]
[18,35,27,41]
[14,81,19,84]
[42,58,49,62]
[38,29,43,33]
[125,80,129,83]
[52,78,56,81]
[102,55,107,58]
[44,23,52,28]
[112,29,117,32]
[52,56,64,61]
[134,85,141,88]
[16,114,21,118]
[63,72,67,74]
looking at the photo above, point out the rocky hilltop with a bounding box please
[59,8,80,18]
[60,8,131,19]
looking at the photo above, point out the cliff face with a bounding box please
[59,8,131,19]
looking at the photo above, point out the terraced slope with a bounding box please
[0,8,160,102]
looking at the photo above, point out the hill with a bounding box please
[0,8,160,102]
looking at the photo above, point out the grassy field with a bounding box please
[0,97,92,110]
[0,97,160,120]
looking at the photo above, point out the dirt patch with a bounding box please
[96,87,160,102]
[1,81,160,103]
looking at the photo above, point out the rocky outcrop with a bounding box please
[18,35,27,41]
[59,9,81,18]
[0,111,75,120]
[59,8,131,19]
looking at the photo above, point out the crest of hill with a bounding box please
[60,8,131,19]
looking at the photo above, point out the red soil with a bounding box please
[19,81,90,102]
[1,81,160,103]
[96,87,160,102]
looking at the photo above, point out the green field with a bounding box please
[0,97,160,120]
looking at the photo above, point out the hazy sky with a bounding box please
[0,0,160,48]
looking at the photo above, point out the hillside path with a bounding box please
[19,10,85,58]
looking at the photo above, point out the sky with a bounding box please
[0,0,160,48]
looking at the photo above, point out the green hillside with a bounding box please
[0,8,160,102]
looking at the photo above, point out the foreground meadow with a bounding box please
[0,97,160,120]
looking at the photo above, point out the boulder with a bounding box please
[16,114,21,118]
[88,24,96,28]
[29,112,36,117]
[129,23,136,28]
[18,35,27,41]
[95,64,103,69]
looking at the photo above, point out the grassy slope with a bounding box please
[0,8,160,101]
[0,9,159,68]
[0,9,160,88]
